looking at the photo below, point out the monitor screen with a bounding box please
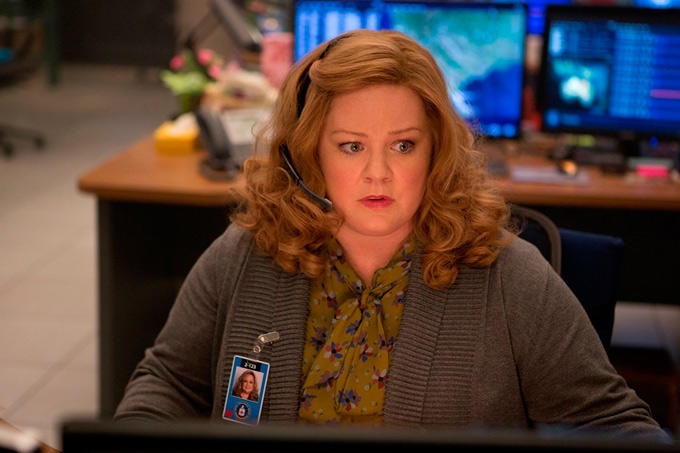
[292,0,384,61]
[537,5,680,142]
[524,0,573,36]
[634,0,680,7]
[292,1,528,139]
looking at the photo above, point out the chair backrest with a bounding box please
[511,205,624,351]
[510,204,562,273]
[558,228,624,351]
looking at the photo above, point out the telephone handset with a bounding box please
[194,106,240,181]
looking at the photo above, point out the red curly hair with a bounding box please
[228,29,512,289]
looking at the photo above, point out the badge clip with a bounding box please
[252,331,280,354]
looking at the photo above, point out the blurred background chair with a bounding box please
[1,0,47,157]
[511,204,562,273]
[511,204,623,351]
[559,227,624,352]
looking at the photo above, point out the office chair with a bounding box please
[0,1,47,157]
[511,204,624,351]
[510,204,562,273]
[0,116,46,156]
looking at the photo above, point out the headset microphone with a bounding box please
[279,144,333,212]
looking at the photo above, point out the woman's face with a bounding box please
[241,373,255,394]
[319,84,432,243]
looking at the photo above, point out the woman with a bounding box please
[114,29,670,442]
[231,370,259,402]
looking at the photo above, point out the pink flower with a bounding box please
[169,54,185,71]
[196,49,214,65]
[207,65,222,80]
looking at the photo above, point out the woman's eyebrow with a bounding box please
[389,126,424,135]
[329,129,367,137]
[329,126,423,137]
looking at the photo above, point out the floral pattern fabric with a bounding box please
[299,237,414,423]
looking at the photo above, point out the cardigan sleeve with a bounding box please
[499,238,671,442]
[114,224,251,421]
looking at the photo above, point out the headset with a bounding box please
[277,37,349,212]
[279,144,332,211]
[195,36,340,207]
[195,103,333,210]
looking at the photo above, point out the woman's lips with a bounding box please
[360,195,394,208]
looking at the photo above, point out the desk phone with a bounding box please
[194,106,271,181]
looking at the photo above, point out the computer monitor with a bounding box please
[523,0,573,36]
[292,1,528,139]
[292,0,384,61]
[537,5,680,153]
[634,0,680,7]
[60,418,680,453]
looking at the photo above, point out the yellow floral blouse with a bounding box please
[299,237,415,423]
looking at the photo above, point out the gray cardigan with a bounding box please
[114,223,668,440]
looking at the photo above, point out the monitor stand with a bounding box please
[569,146,627,174]
[618,136,641,159]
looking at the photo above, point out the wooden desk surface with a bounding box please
[77,136,242,206]
[494,154,680,211]
[77,135,680,211]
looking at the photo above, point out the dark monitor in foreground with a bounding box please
[292,1,527,139]
[537,5,680,154]
[60,418,679,453]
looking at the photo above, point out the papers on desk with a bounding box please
[510,165,589,185]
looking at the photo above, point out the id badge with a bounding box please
[223,355,270,425]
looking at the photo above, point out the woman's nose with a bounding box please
[363,149,391,181]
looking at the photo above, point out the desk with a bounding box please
[493,153,680,210]
[78,136,680,416]
[78,137,239,417]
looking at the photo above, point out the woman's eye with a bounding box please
[339,142,362,153]
[393,140,415,153]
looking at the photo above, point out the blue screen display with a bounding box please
[539,5,680,140]
[293,1,383,60]
[523,0,571,35]
[634,0,680,6]
[293,1,528,139]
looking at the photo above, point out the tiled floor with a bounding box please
[0,63,175,449]
[0,64,679,451]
